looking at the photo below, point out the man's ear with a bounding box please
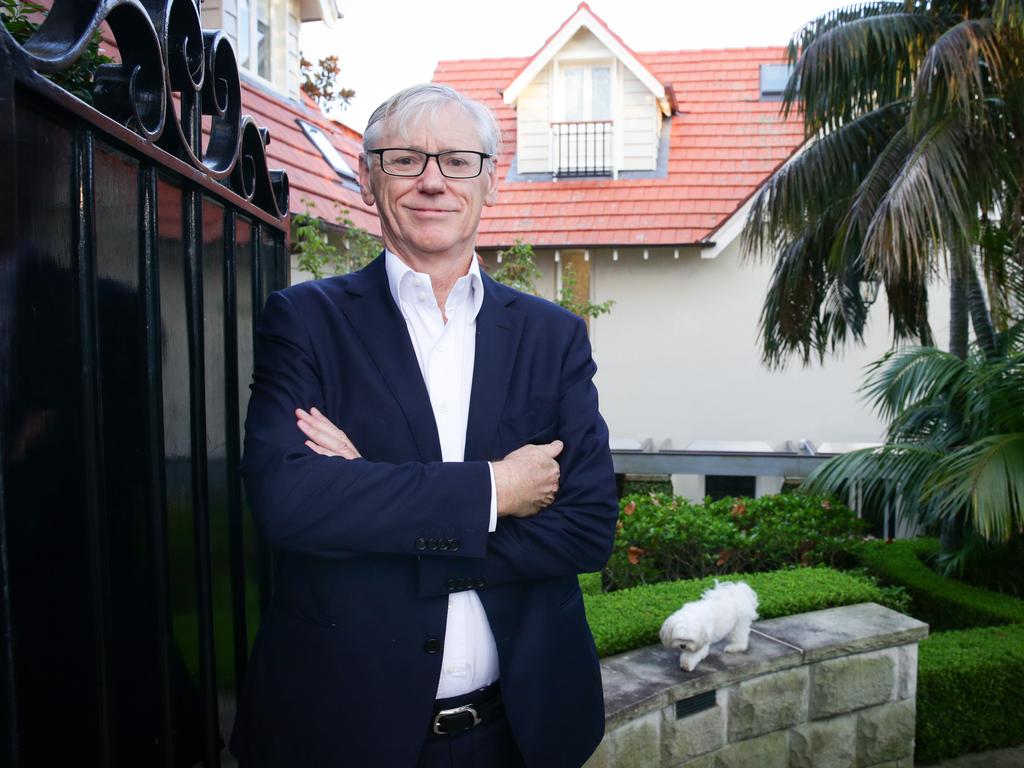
[358,154,377,207]
[484,160,499,207]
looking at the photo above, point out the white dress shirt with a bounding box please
[384,249,500,699]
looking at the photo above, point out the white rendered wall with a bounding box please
[516,69,551,174]
[580,238,951,451]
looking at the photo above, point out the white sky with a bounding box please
[301,0,845,132]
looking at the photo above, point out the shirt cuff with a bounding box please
[486,462,498,532]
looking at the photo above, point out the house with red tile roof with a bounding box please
[433,3,917,499]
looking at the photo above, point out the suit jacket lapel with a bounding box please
[334,255,443,462]
[465,273,524,462]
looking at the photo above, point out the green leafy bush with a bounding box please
[605,493,866,590]
[584,567,886,658]
[860,539,1024,632]
[578,571,602,596]
[916,624,1024,763]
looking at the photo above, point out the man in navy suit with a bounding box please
[230,84,618,768]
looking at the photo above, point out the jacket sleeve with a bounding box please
[418,316,618,595]
[241,289,493,560]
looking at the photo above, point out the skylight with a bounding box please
[297,119,357,180]
[759,64,793,100]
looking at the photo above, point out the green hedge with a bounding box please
[917,624,1024,763]
[584,567,886,658]
[860,539,1024,631]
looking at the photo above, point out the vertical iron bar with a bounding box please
[74,128,114,767]
[0,41,20,768]
[250,223,272,612]
[140,166,176,768]
[222,211,249,695]
[183,189,220,767]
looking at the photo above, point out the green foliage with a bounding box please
[621,478,673,496]
[578,571,602,596]
[743,0,1024,367]
[1,0,113,105]
[605,492,866,590]
[916,623,1024,763]
[492,240,542,294]
[859,538,1024,631]
[292,197,379,279]
[585,567,886,658]
[300,54,354,112]
[557,262,615,319]
[805,323,1024,563]
[491,240,615,320]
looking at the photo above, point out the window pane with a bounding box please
[591,67,611,121]
[257,0,271,80]
[238,0,250,68]
[563,68,584,121]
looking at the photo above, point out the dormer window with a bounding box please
[238,0,273,82]
[563,65,611,121]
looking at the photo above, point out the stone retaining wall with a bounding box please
[585,603,928,768]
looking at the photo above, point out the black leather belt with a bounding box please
[428,683,504,737]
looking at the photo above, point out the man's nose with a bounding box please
[416,156,447,192]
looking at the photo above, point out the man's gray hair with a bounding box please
[363,84,502,158]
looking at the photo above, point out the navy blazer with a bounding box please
[230,255,618,767]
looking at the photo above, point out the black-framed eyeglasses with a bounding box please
[367,148,493,179]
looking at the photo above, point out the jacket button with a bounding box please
[474,577,486,588]
[428,538,439,551]
[447,578,456,591]
[438,539,449,551]
[449,538,460,551]
[423,638,441,654]
[415,538,426,551]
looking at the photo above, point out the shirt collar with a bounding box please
[384,249,485,319]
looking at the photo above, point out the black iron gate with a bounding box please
[0,2,289,765]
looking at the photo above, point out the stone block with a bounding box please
[856,699,915,766]
[860,760,913,768]
[811,649,896,719]
[661,702,724,765]
[789,716,857,768]
[714,731,788,768]
[727,667,808,741]
[896,644,918,701]
[582,737,610,768]
[674,755,715,768]
[603,710,661,768]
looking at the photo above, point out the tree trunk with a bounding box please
[964,255,999,357]
[949,253,969,360]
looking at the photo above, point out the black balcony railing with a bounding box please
[552,121,613,177]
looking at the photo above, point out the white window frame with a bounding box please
[237,0,275,84]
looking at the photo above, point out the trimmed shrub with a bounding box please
[917,624,1024,763]
[606,493,866,589]
[585,567,886,658]
[578,571,602,596]
[860,539,1024,631]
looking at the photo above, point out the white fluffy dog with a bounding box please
[659,581,759,671]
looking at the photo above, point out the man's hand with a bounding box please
[492,441,564,519]
[296,407,362,459]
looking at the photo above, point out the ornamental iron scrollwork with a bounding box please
[2,0,288,219]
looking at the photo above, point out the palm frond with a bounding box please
[929,433,1024,542]
[743,103,907,258]
[991,0,1024,30]
[860,346,969,423]
[910,18,1006,134]
[786,8,954,131]
[861,114,981,282]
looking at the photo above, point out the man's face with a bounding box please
[359,105,499,264]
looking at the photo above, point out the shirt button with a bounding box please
[423,638,441,654]
[438,402,449,413]
[418,292,427,302]
[414,278,423,287]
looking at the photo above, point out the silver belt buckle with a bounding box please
[432,703,482,735]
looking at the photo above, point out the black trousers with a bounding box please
[415,688,527,768]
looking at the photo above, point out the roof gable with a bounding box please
[502,2,668,114]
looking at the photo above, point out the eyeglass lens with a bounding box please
[380,149,484,178]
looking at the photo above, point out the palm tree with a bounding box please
[803,320,1024,576]
[743,0,1024,367]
